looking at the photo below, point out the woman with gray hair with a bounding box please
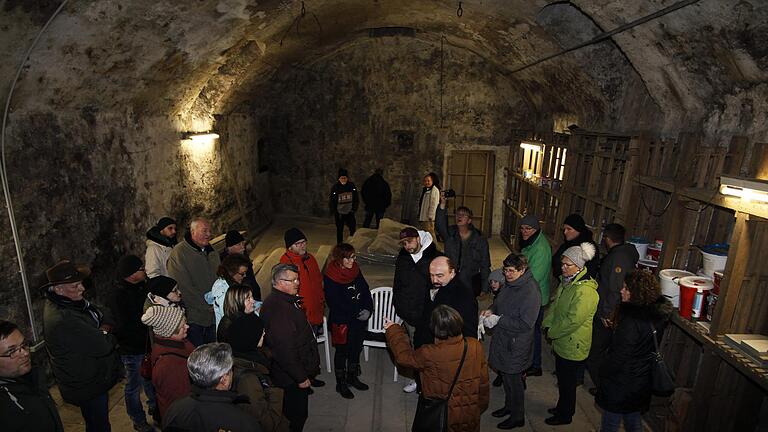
[481,252,541,429]
[542,242,598,426]
[162,342,261,431]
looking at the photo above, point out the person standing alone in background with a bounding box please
[361,168,392,229]
[418,172,440,242]
[329,168,359,244]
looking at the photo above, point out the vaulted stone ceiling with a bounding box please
[3,0,766,137]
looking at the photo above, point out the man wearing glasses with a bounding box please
[261,263,321,432]
[0,320,63,432]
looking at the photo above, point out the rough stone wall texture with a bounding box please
[246,36,533,222]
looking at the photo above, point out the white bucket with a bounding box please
[659,269,694,307]
[701,250,728,278]
[628,239,649,261]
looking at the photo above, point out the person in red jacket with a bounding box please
[140,306,194,420]
[279,228,326,390]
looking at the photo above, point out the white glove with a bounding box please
[483,314,500,329]
[477,321,486,338]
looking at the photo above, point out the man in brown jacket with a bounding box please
[260,263,320,432]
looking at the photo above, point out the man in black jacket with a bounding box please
[260,263,320,432]
[163,342,262,432]
[414,256,479,348]
[361,168,392,228]
[42,260,123,432]
[0,320,64,432]
[587,223,639,390]
[435,195,491,296]
[111,254,158,431]
[393,227,441,392]
[329,168,359,244]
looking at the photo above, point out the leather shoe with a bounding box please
[310,378,325,387]
[493,375,503,387]
[544,416,572,426]
[491,408,510,418]
[497,418,525,429]
[525,367,543,376]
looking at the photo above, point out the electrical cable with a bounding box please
[639,184,673,217]
[509,0,701,74]
[1,0,70,342]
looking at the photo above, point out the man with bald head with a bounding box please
[414,256,479,347]
[167,218,221,346]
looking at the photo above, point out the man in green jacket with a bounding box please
[542,243,598,426]
[518,214,551,376]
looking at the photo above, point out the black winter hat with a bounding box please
[225,230,245,247]
[338,168,349,178]
[284,228,307,248]
[563,213,588,233]
[116,255,143,280]
[156,217,176,231]
[227,313,265,354]
[147,276,177,298]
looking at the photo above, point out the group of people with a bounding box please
[0,180,673,432]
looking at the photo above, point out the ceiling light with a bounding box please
[520,142,542,152]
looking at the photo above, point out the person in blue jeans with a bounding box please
[111,255,158,431]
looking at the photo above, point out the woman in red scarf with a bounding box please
[323,243,374,399]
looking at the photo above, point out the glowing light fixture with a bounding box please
[719,176,768,203]
[520,142,542,152]
[183,132,219,142]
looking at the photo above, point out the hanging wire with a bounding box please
[639,184,673,217]
[456,1,463,17]
[279,0,323,46]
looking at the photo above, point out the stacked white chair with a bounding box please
[363,286,402,382]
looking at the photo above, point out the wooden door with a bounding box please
[446,151,495,235]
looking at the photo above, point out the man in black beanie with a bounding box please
[220,230,261,300]
[110,255,159,430]
[329,168,359,244]
[145,217,177,278]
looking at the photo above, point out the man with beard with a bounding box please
[392,227,441,393]
[145,217,177,278]
[414,256,478,348]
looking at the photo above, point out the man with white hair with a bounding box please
[167,217,221,346]
[163,342,262,431]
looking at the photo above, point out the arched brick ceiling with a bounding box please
[2,0,766,134]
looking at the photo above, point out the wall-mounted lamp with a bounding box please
[719,176,768,203]
[520,142,542,152]
[183,131,220,141]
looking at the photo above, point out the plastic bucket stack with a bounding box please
[659,269,695,307]
[700,244,728,278]
[628,237,649,261]
[678,276,714,319]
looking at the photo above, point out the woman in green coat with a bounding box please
[542,242,598,426]
[518,214,551,376]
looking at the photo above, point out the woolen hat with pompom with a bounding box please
[562,242,597,269]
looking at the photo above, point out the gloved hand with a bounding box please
[357,309,371,321]
[483,314,500,329]
[477,321,486,339]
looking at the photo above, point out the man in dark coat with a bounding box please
[435,195,491,296]
[111,255,158,431]
[414,256,479,348]
[587,223,639,390]
[260,263,320,432]
[329,168,359,244]
[361,168,392,228]
[42,260,123,432]
[163,342,263,432]
[552,213,600,279]
[0,320,64,432]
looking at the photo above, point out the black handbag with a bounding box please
[412,338,468,432]
[649,323,675,397]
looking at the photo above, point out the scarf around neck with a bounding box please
[324,261,360,284]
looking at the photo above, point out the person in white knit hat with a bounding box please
[542,242,599,426]
[140,306,194,419]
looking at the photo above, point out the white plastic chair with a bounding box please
[363,286,402,382]
[316,316,331,373]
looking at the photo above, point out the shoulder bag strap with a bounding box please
[446,338,468,398]
[650,322,660,353]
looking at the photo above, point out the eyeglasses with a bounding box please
[280,278,300,284]
[0,341,30,359]
[344,255,357,260]
[520,226,535,232]
[502,267,519,274]
[236,271,247,277]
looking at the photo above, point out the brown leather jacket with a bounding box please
[386,325,489,432]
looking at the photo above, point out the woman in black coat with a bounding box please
[323,243,374,399]
[551,214,600,279]
[596,271,673,432]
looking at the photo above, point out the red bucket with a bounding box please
[637,259,659,275]
[678,276,713,320]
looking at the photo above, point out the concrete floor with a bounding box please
[55,215,610,431]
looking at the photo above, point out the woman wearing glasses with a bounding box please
[542,242,598,426]
[206,254,261,331]
[323,243,373,399]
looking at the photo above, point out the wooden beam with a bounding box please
[710,212,751,335]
